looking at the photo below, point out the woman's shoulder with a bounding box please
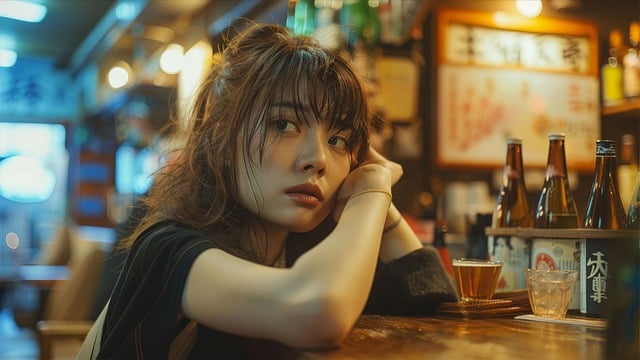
[140,219,209,240]
[132,220,217,259]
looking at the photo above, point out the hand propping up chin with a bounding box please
[333,147,402,221]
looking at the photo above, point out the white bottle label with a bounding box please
[531,238,581,310]
[488,236,531,292]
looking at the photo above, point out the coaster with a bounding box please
[438,290,532,318]
[514,314,607,328]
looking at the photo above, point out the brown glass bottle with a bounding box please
[492,138,533,228]
[583,140,627,229]
[490,138,532,292]
[534,134,580,228]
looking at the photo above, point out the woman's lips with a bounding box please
[285,183,323,206]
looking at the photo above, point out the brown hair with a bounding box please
[127,23,376,262]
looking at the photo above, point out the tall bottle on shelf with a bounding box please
[489,138,533,292]
[617,134,638,210]
[623,21,640,98]
[625,169,640,229]
[583,140,627,230]
[533,133,580,228]
[602,29,625,104]
[581,140,628,316]
[531,133,581,309]
[287,0,316,36]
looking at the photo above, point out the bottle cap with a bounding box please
[548,133,565,140]
[506,137,522,144]
[630,21,640,43]
[609,29,623,47]
[596,140,616,156]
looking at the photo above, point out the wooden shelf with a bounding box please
[602,98,640,116]
[485,227,639,239]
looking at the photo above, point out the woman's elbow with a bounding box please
[285,294,355,349]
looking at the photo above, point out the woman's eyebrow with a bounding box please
[272,101,297,108]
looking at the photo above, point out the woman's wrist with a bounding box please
[383,214,402,234]
[379,203,424,262]
[383,203,402,232]
[348,189,392,204]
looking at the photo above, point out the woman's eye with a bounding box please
[274,119,298,133]
[328,135,348,150]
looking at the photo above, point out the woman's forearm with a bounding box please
[378,203,423,263]
[290,191,390,325]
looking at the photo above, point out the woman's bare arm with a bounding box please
[182,153,398,349]
[378,203,424,263]
[182,190,390,349]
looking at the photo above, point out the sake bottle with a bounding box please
[534,133,580,228]
[581,140,627,317]
[583,140,627,229]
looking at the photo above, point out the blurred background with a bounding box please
[0,0,638,358]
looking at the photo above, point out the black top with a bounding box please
[96,219,457,359]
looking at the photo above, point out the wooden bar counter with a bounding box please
[255,313,607,359]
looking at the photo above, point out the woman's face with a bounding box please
[236,101,353,233]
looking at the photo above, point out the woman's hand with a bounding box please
[332,147,403,221]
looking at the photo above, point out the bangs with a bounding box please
[267,47,370,158]
[235,38,372,166]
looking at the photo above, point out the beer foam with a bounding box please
[453,260,502,267]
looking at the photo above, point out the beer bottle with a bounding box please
[583,140,627,229]
[492,138,533,228]
[534,133,580,228]
[489,137,532,291]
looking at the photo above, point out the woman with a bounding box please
[79,23,457,359]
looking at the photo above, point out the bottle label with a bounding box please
[545,165,564,177]
[531,238,581,310]
[580,238,610,317]
[595,141,616,156]
[488,236,530,292]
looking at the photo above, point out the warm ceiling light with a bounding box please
[0,1,47,23]
[108,62,132,89]
[159,44,184,74]
[0,49,17,67]
[515,0,542,18]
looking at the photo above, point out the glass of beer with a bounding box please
[452,258,503,301]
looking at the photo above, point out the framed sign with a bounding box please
[434,8,600,170]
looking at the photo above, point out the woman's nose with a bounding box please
[297,134,327,176]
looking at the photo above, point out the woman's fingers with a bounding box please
[364,146,403,185]
[332,147,404,221]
